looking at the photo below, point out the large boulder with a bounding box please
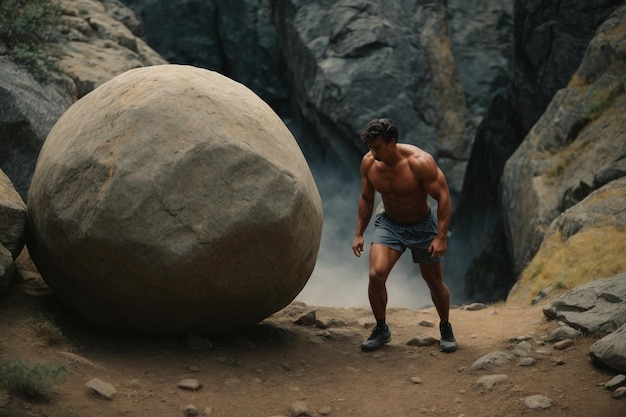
[26,64,323,335]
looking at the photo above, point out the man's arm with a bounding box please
[352,157,376,257]
[418,155,452,257]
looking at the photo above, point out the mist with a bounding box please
[295,171,437,310]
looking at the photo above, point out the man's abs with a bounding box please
[380,194,430,225]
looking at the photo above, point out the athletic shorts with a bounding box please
[372,210,449,265]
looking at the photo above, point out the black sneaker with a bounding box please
[360,324,391,351]
[439,322,458,353]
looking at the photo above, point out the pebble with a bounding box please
[290,401,309,416]
[475,374,509,389]
[410,377,422,384]
[518,357,537,366]
[406,336,438,347]
[418,320,435,327]
[464,303,487,311]
[183,404,198,416]
[605,374,626,391]
[86,378,117,400]
[177,379,202,391]
[524,394,553,409]
[552,339,573,350]
[612,386,626,399]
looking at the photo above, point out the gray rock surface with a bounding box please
[0,169,26,258]
[0,59,73,199]
[543,273,626,335]
[590,323,626,373]
[502,4,626,276]
[27,64,323,334]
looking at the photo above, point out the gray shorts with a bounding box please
[372,210,448,265]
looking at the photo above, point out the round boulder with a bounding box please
[27,64,323,334]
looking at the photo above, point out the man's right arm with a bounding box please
[352,158,375,257]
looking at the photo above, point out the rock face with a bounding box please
[0,0,166,200]
[0,169,26,292]
[502,4,626,277]
[449,0,623,301]
[26,64,323,334]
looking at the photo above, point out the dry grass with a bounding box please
[27,314,67,347]
[508,226,626,305]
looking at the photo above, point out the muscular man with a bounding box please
[351,118,457,353]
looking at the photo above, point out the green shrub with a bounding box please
[0,360,67,401]
[0,0,62,83]
[27,314,67,346]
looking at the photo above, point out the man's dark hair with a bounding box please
[359,118,398,144]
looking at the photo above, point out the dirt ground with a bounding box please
[1,254,625,417]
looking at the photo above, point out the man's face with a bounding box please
[367,136,395,162]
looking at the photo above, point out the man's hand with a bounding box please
[352,235,365,257]
[428,236,448,258]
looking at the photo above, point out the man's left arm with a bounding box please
[423,166,452,258]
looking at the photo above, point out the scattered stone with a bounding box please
[553,339,573,350]
[316,317,349,329]
[410,377,422,384]
[612,386,626,399]
[184,404,198,416]
[545,326,582,343]
[519,357,537,366]
[419,320,435,327]
[464,303,487,311]
[604,374,626,391]
[406,336,438,347]
[188,366,200,373]
[511,341,533,357]
[290,400,309,416]
[318,406,332,415]
[295,310,316,326]
[509,334,533,342]
[471,351,516,370]
[177,379,202,391]
[524,395,553,409]
[86,378,117,400]
[475,374,509,389]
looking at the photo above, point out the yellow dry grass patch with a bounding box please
[507,226,626,305]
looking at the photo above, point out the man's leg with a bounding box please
[418,262,450,322]
[368,243,402,322]
[419,262,457,352]
[361,243,402,351]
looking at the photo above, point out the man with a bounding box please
[351,118,457,353]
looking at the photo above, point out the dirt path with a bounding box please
[1,271,625,417]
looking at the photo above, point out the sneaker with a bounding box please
[360,324,391,351]
[439,322,458,353]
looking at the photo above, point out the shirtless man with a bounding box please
[351,118,457,353]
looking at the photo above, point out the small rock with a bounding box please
[552,339,573,350]
[475,374,509,389]
[318,406,332,415]
[464,303,487,311]
[406,336,438,347]
[410,377,422,384]
[177,379,202,391]
[545,326,582,343]
[86,378,117,400]
[184,404,198,416]
[605,374,626,391]
[524,395,553,409]
[518,357,537,366]
[294,310,316,326]
[612,386,626,399]
[419,320,435,327]
[290,400,309,416]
